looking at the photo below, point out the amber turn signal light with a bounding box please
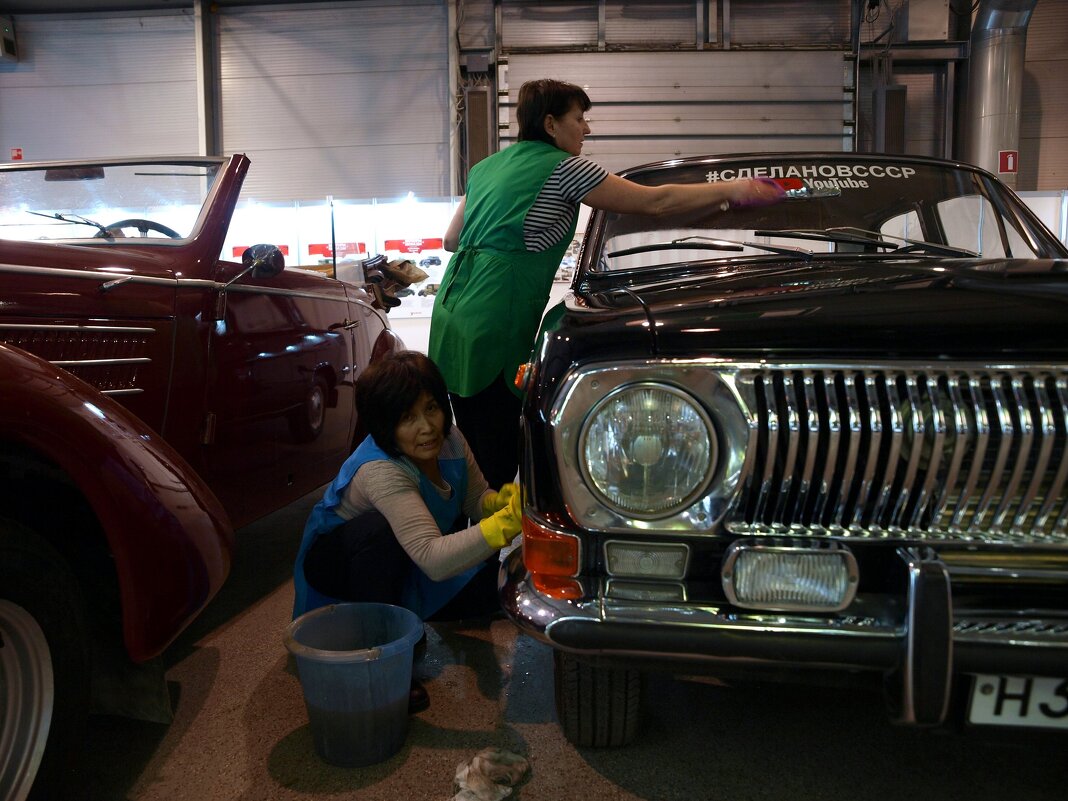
[521,516,579,577]
[531,574,583,600]
[514,362,531,391]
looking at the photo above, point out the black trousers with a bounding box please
[450,372,522,491]
[302,509,500,622]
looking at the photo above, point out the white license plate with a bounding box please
[968,675,1068,730]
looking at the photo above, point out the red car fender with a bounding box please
[0,343,233,662]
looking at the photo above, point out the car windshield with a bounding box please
[592,156,1065,273]
[0,159,224,242]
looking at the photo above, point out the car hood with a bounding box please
[575,257,1068,360]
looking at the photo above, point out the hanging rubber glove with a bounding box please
[479,488,523,549]
[480,482,519,518]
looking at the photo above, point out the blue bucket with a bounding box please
[284,602,422,767]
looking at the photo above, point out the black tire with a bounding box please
[553,650,641,747]
[0,519,91,801]
[289,375,328,442]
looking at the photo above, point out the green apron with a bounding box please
[430,141,578,398]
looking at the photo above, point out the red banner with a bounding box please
[231,244,289,257]
[384,238,443,254]
[308,242,366,258]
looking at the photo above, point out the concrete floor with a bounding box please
[84,488,1068,801]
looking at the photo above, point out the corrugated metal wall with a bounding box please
[218,0,450,201]
[1021,0,1067,190]
[500,51,852,176]
[0,11,200,159]
[0,1,450,201]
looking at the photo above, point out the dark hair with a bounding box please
[354,351,453,458]
[516,79,592,146]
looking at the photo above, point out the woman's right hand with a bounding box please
[479,488,523,548]
[726,177,786,209]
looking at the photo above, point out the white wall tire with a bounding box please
[0,521,91,801]
[0,599,54,801]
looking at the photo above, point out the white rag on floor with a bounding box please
[451,747,530,801]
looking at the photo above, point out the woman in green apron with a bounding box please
[429,78,785,490]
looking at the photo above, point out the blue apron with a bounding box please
[292,432,480,620]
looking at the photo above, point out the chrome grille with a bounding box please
[731,367,1068,544]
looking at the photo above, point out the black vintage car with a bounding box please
[500,152,1068,747]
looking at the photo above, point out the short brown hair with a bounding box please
[516,79,592,146]
[354,351,453,458]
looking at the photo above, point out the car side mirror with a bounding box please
[241,243,285,279]
[220,244,285,293]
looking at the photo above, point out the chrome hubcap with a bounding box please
[0,599,53,801]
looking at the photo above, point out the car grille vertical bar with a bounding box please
[1034,379,1068,533]
[732,366,1068,544]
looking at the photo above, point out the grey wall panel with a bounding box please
[1020,0,1067,190]
[501,50,850,175]
[457,0,495,50]
[500,2,598,48]
[0,12,199,160]
[605,2,699,45]
[219,0,449,202]
[730,0,850,46]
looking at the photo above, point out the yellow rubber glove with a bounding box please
[480,482,520,518]
[479,488,523,549]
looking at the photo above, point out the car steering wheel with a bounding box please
[97,218,182,239]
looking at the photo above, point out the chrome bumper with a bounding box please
[499,548,1068,725]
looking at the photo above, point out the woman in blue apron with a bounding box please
[292,351,521,711]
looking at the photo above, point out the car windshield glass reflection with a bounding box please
[596,159,1056,272]
[0,160,222,242]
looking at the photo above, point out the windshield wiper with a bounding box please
[828,226,978,257]
[608,236,811,261]
[754,228,898,250]
[27,210,111,238]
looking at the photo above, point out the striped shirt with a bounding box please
[523,156,608,252]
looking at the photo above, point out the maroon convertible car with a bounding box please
[0,155,399,800]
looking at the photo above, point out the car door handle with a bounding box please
[329,319,360,330]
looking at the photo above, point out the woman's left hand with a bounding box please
[481,482,520,517]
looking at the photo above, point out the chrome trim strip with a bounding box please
[851,374,882,531]
[0,263,354,304]
[1014,377,1056,531]
[873,376,904,529]
[813,371,841,529]
[0,263,178,286]
[909,373,945,530]
[51,357,151,367]
[936,376,970,530]
[952,375,990,531]
[1035,378,1068,530]
[974,376,1013,528]
[795,372,819,529]
[0,323,156,334]
[993,374,1034,529]
[753,377,779,525]
[101,388,144,396]
[891,374,925,530]
[771,373,801,528]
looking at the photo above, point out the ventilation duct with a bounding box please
[963,0,1037,190]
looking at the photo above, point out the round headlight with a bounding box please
[579,382,716,517]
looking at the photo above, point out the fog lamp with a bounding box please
[605,540,689,580]
[721,541,858,612]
